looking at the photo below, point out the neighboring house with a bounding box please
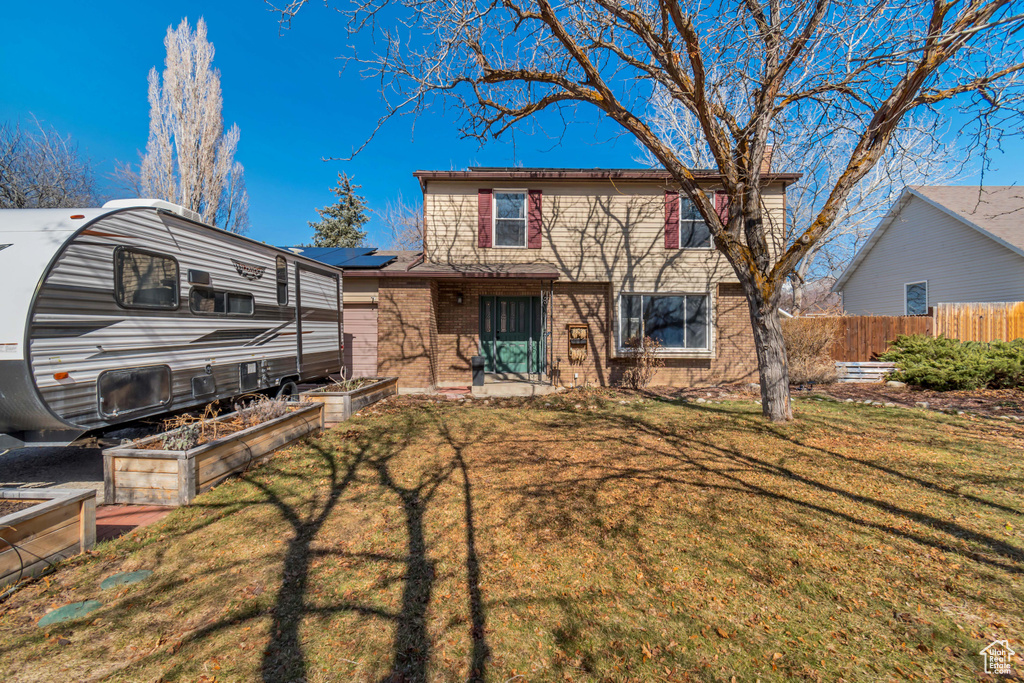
[315,167,799,391]
[834,186,1024,316]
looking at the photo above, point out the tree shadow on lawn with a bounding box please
[11,398,1021,681]
[503,401,1024,577]
[30,409,492,683]
[249,409,493,683]
[238,399,1021,680]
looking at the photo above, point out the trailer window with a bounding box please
[98,365,172,418]
[189,287,255,316]
[276,256,288,305]
[114,248,179,309]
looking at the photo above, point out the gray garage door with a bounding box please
[343,303,378,378]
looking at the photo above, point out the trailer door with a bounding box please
[295,264,342,378]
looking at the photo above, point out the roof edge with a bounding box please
[413,168,802,185]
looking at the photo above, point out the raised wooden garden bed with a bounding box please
[1,488,96,588]
[298,377,398,427]
[103,402,323,507]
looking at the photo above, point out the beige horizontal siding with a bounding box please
[342,277,379,304]
[842,196,1024,315]
[423,180,786,291]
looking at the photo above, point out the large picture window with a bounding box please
[189,287,255,316]
[114,247,179,309]
[905,281,928,315]
[679,195,712,248]
[620,293,709,350]
[494,191,527,247]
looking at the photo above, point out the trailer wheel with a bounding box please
[275,381,298,400]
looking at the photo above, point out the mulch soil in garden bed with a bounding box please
[138,403,297,450]
[353,383,1024,419]
[0,499,38,517]
[642,382,1024,417]
[799,384,1024,417]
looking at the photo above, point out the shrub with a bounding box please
[161,423,200,451]
[880,334,1024,390]
[619,335,665,391]
[781,316,839,385]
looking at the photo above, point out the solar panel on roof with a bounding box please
[340,255,397,269]
[277,246,377,266]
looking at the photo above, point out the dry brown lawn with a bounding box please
[1,390,1022,682]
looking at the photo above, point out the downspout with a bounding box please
[548,279,554,385]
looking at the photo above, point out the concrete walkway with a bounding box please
[0,445,105,502]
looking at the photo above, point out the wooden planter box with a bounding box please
[1,488,97,588]
[103,403,323,507]
[299,377,398,427]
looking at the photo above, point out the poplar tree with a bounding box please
[140,17,249,233]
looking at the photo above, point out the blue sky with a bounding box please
[2,1,1020,247]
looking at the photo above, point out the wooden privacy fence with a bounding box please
[829,315,933,362]
[933,302,1024,343]
[800,302,1024,362]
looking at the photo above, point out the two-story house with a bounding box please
[342,167,799,391]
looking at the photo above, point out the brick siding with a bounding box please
[377,279,758,390]
[377,279,435,391]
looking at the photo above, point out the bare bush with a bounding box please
[619,336,665,391]
[782,316,841,385]
[234,396,290,428]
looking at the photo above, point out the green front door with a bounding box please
[480,296,543,375]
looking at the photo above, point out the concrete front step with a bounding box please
[471,381,561,397]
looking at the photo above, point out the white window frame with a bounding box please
[492,188,528,249]
[679,191,714,250]
[617,290,714,355]
[904,280,928,316]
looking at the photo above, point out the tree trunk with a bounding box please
[742,286,793,422]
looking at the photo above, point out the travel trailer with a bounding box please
[0,199,343,449]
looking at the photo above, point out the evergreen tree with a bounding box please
[308,173,368,247]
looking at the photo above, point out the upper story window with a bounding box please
[114,247,179,309]
[905,281,928,315]
[620,293,709,350]
[276,256,289,305]
[680,195,712,248]
[189,287,255,316]
[494,191,527,247]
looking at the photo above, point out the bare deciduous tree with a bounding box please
[378,192,424,251]
[139,17,249,233]
[272,0,1024,421]
[639,89,966,313]
[0,118,97,209]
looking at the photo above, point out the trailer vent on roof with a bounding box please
[102,199,203,223]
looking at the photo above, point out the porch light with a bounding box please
[456,292,464,305]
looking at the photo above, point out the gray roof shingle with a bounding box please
[913,185,1024,252]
